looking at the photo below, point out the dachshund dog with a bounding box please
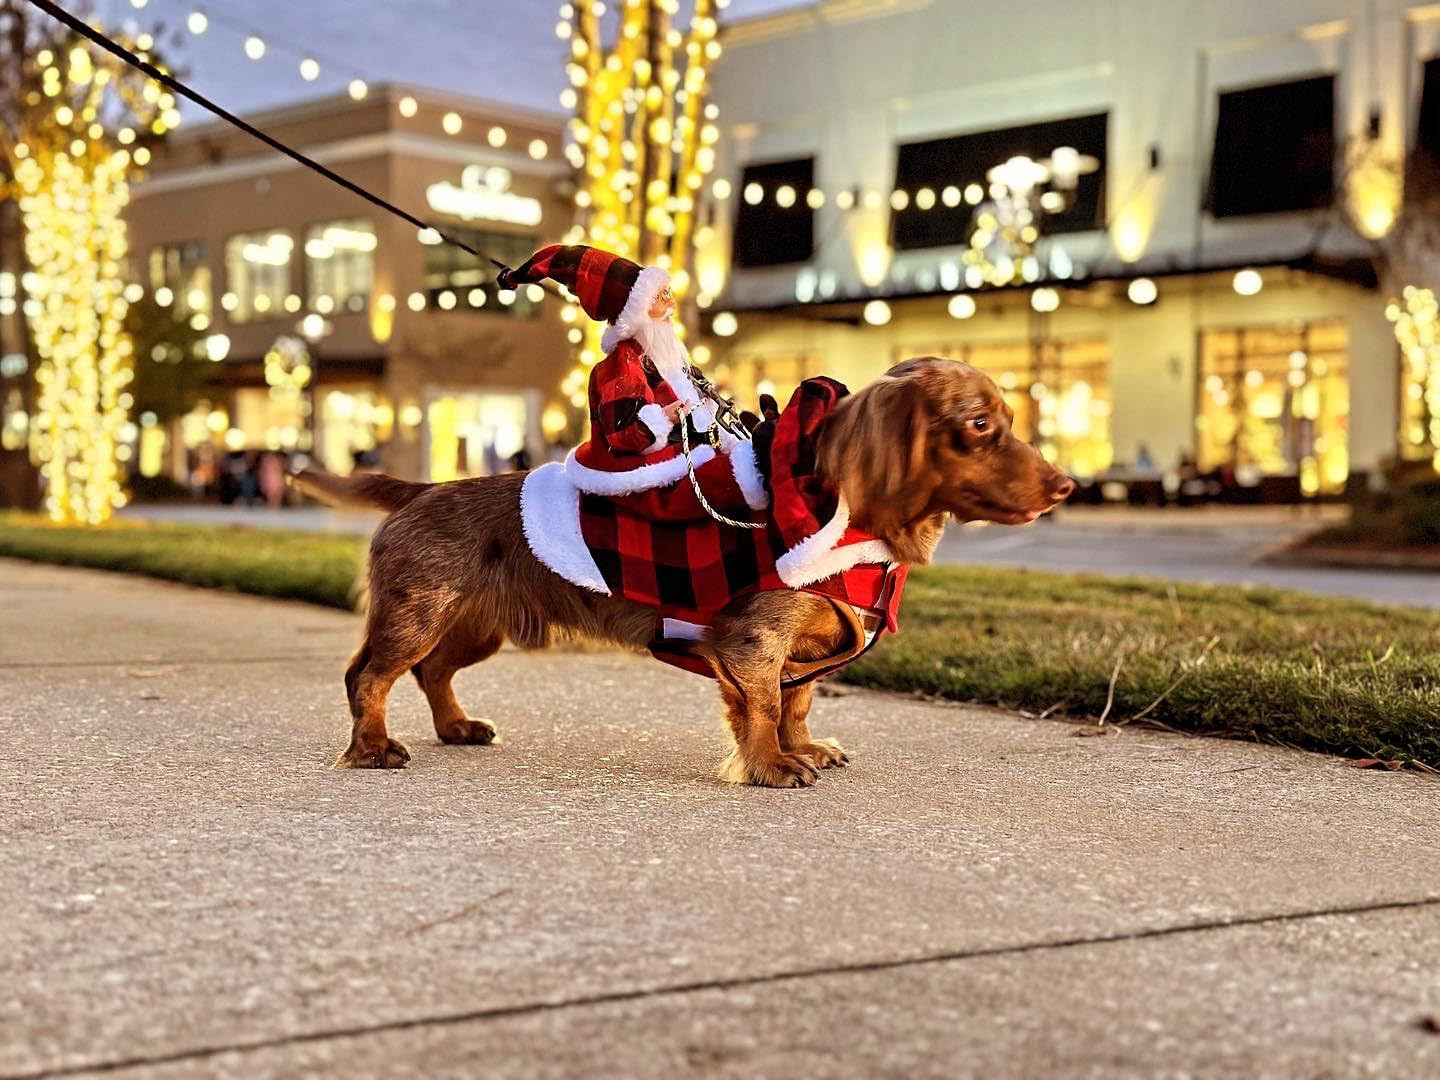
[297,357,1074,787]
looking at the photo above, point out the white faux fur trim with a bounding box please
[600,266,670,353]
[780,538,896,589]
[775,495,896,587]
[520,463,611,595]
[564,444,715,496]
[729,440,770,511]
[636,402,674,453]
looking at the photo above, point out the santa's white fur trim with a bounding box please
[775,495,895,587]
[564,444,715,496]
[729,440,770,511]
[636,402,674,453]
[600,265,670,353]
[520,463,611,595]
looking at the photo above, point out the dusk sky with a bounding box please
[92,0,808,118]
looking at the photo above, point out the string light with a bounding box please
[398,96,418,118]
[299,58,320,82]
[187,11,208,35]
[244,36,266,60]
[348,79,368,101]
[442,112,463,135]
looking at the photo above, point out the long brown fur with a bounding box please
[297,358,1073,787]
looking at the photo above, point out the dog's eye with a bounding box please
[970,417,989,432]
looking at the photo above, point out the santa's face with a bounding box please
[647,286,675,321]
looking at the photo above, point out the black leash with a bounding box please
[24,0,514,275]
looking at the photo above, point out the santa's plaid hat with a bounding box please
[497,244,669,349]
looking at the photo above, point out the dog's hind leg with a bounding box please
[336,590,463,769]
[412,617,503,746]
[779,682,848,769]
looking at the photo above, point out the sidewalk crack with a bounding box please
[10,893,1439,1080]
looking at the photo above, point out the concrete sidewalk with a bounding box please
[1,559,1437,1079]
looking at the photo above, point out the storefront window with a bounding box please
[423,229,539,316]
[1196,321,1349,495]
[427,392,530,481]
[320,390,393,473]
[898,339,1113,477]
[147,241,211,323]
[305,220,376,315]
[224,231,293,323]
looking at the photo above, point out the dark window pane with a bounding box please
[1210,75,1335,218]
[1417,57,1440,166]
[893,113,1108,251]
[732,157,815,268]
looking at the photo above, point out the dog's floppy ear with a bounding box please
[819,374,937,535]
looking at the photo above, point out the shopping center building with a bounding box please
[123,85,575,483]
[699,0,1440,499]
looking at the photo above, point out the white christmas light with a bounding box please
[1233,269,1263,296]
[712,311,738,337]
[863,300,892,326]
[187,11,208,34]
[1031,287,1061,313]
[348,80,368,101]
[443,112,463,135]
[244,36,266,61]
[948,295,976,320]
[398,96,418,118]
[1128,277,1158,305]
[299,58,320,82]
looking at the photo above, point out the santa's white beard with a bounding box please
[633,316,716,431]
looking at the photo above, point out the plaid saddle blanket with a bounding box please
[521,377,909,680]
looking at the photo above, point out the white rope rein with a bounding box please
[678,409,766,530]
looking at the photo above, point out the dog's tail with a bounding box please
[292,469,430,513]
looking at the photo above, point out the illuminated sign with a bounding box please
[425,166,543,227]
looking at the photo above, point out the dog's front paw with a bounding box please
[796,738,848,769]
[721,750,820,788]
[334,738,411,769]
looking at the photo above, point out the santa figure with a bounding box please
[499,244,768,522]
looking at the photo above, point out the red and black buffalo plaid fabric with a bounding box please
[577,377,909,678]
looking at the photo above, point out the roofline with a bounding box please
[171,83,567,146]
[721,0,933,47]
[713,249,1379,319]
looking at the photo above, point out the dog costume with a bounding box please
[522,377,909,686]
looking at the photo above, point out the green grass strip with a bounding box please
[3,513,1436,766]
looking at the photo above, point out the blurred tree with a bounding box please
[0,0,178,522]
[552,0,726,415]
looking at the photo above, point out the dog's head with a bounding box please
[818,356,1075,538]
